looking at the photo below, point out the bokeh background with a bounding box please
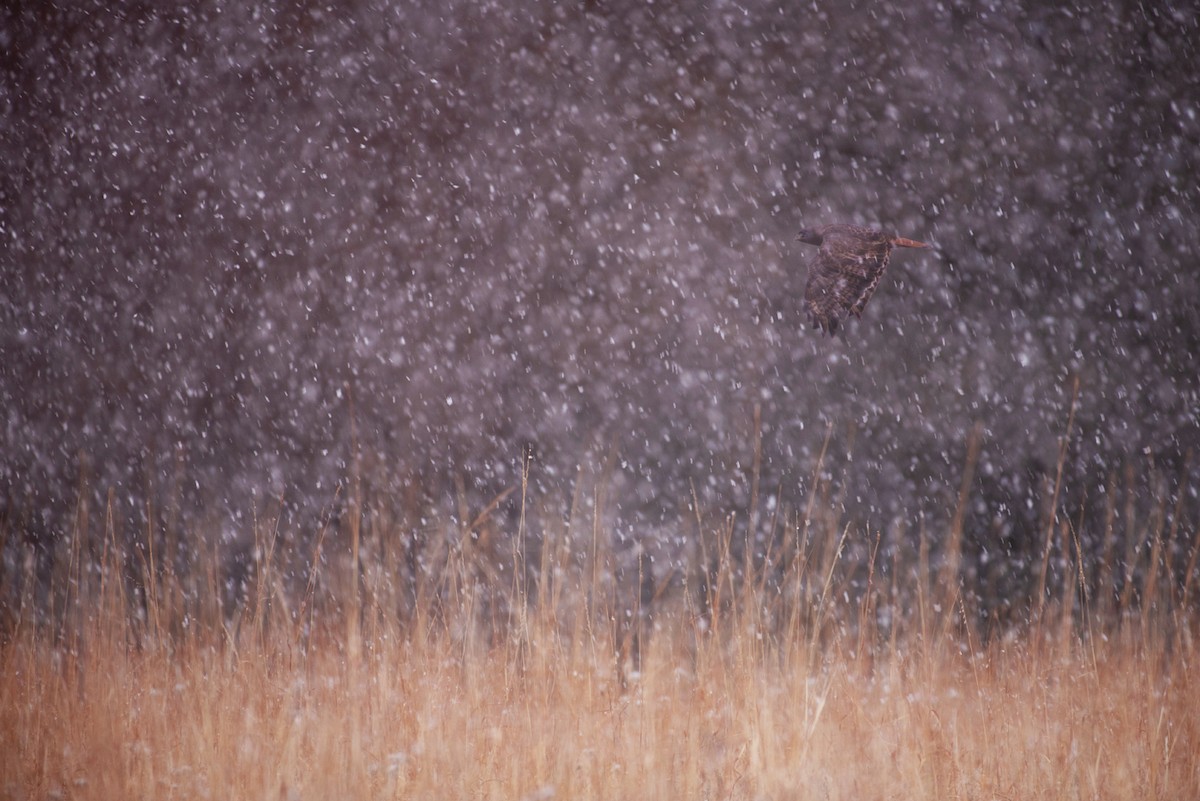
[4,1,1198,572]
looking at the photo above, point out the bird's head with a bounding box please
[795,227,823,246]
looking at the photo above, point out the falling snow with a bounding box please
[2,2,1198,579]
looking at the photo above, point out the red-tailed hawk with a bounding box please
[797,223,931,335]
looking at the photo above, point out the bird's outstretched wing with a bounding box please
[803,237,892,335]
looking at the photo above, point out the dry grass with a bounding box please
[4,611,1198,801]
[3,445,1199,800]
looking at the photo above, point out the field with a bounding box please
[3,447,1199,801]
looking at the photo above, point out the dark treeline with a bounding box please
[3,1,1198,610]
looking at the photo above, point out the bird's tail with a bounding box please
[892,237,930,249]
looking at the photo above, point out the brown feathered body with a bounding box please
[797,223,930,335]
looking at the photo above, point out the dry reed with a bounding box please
[2,437,1198,800]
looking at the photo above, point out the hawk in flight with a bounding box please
[797,223,931,335]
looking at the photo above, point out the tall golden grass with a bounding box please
[2,435,1198,800]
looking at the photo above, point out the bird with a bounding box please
[796,223,931,336]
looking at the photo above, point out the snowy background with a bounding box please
[4,1,1198,562]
